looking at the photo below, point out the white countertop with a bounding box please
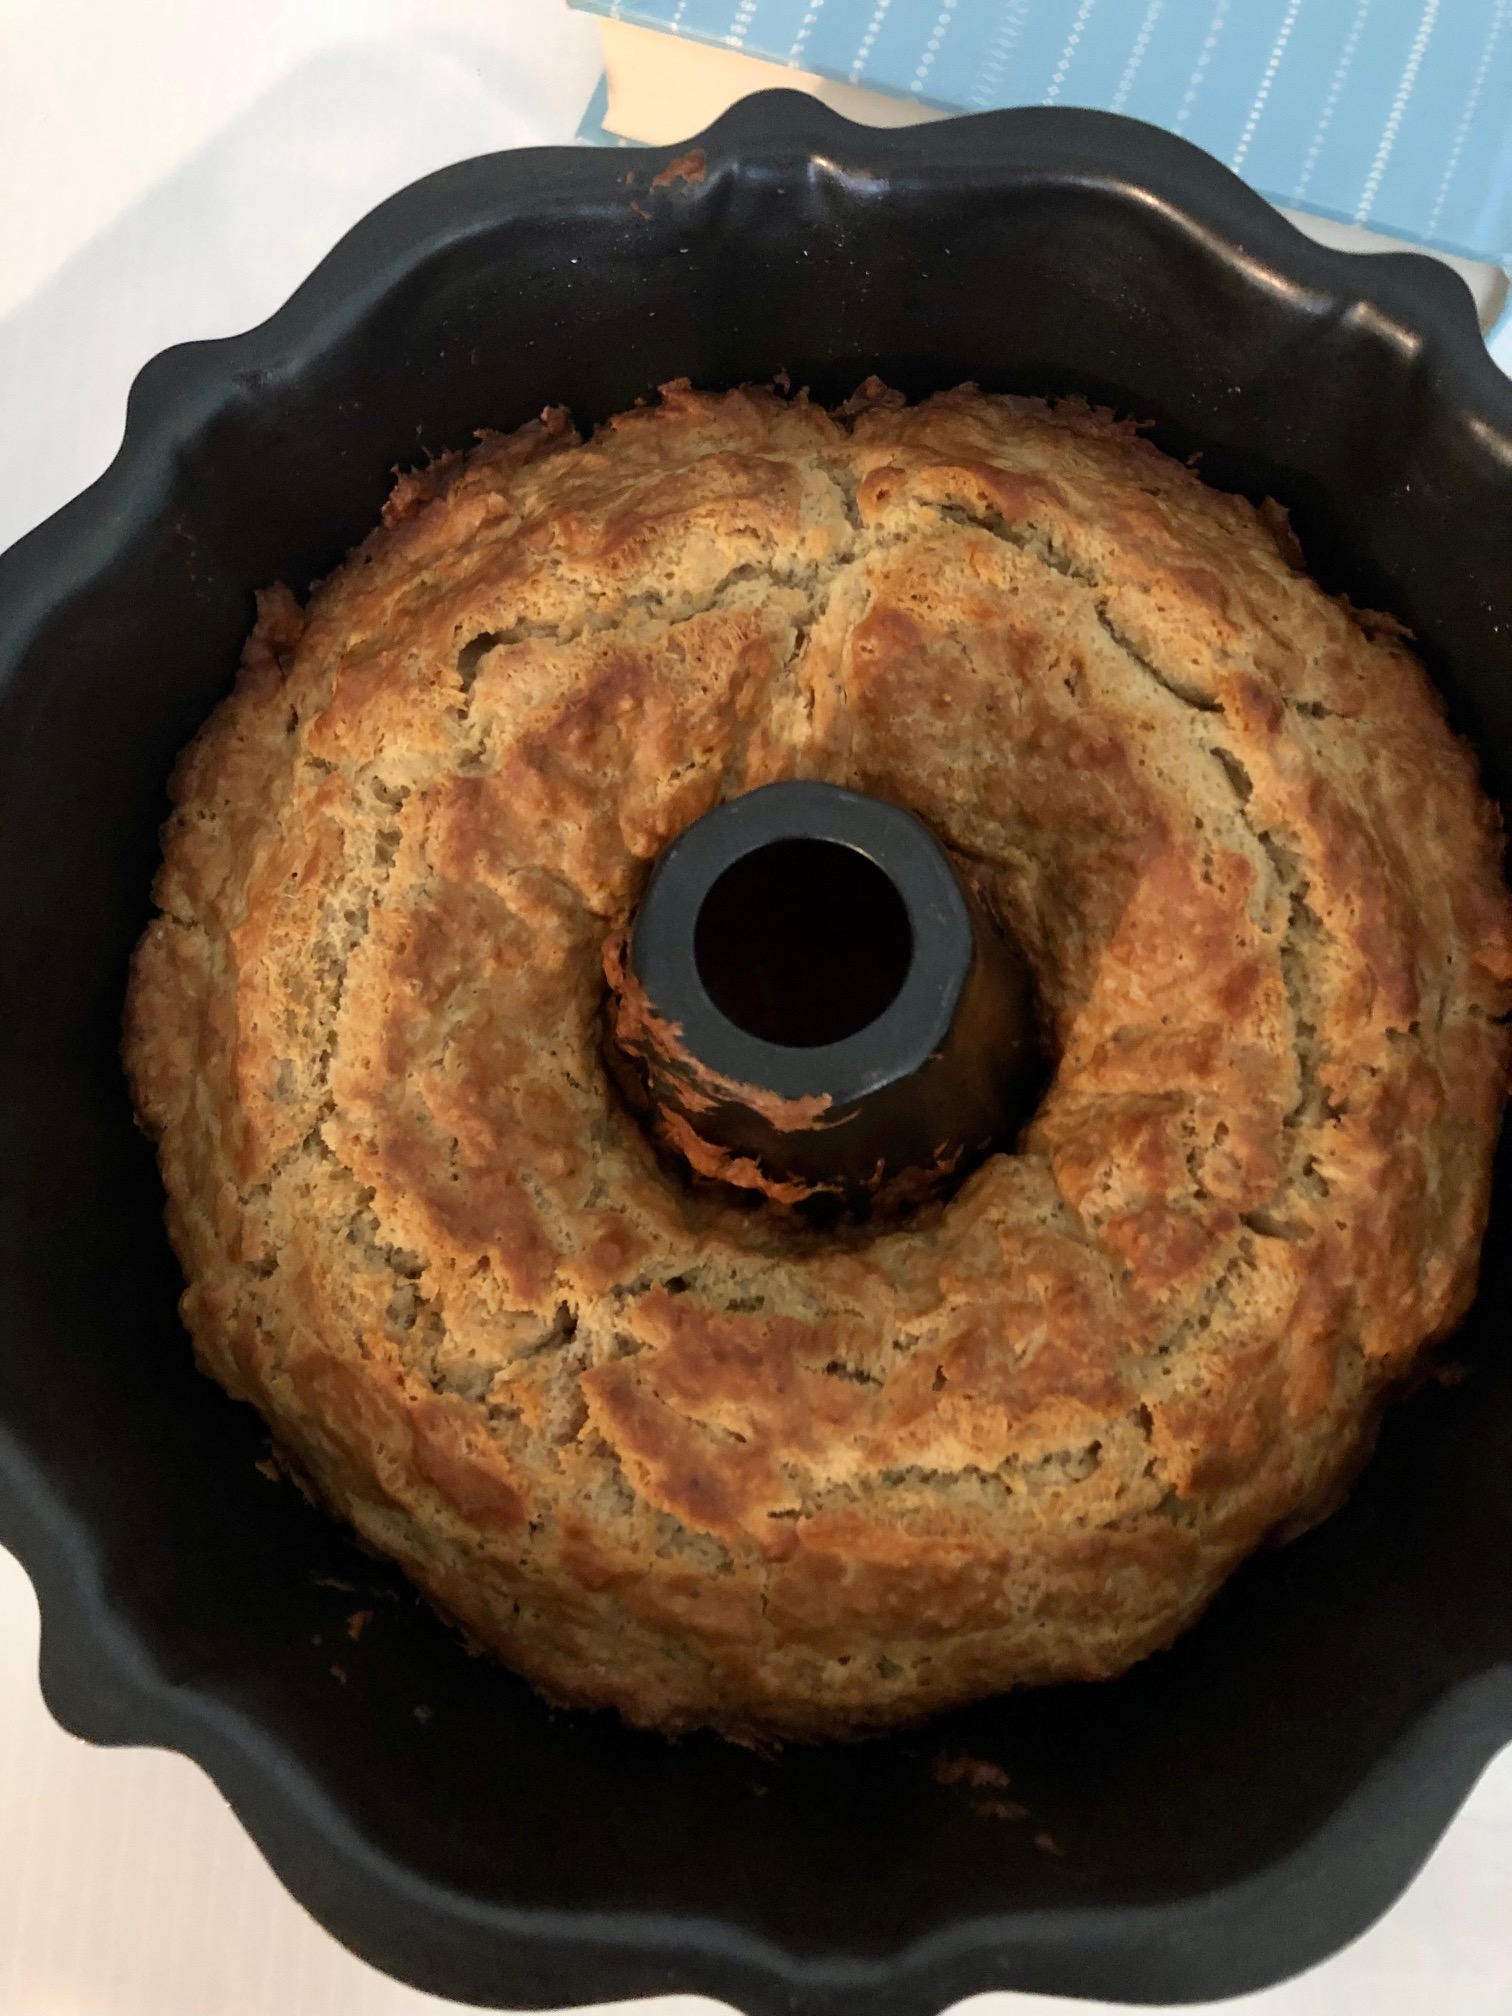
[1,6,1508,2012]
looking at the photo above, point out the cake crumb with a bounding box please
[934,1751,1011,1790]
[651,149,707,189]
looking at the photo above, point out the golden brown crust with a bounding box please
[124,380,1512,1741]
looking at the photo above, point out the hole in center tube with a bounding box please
[694,838,913,1048]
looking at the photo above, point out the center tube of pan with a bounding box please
[603,780,1042,1210]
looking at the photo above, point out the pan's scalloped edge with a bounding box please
[1,92,1510,2016]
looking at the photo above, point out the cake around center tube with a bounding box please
[602,780,1044,1211]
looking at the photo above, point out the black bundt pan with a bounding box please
[1,93,1509,2016]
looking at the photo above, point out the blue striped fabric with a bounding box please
[572,0,1512,264]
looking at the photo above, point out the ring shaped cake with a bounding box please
[125,382,1512,1740]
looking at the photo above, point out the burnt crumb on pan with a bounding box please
[650,148,707,189]
[934,1751,1012,1790]
[124,376,1512,1744]
[976,1796,1031,1822]
[252,1440,322,1506]
[935,1750,1029,1820]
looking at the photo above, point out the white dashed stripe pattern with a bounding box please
[1356,0,1441,221]
[1044,0,1100,103]
[1292,0,1372,201]
[1110,0,1166,113]
[787,0,828,64]
[849,0,896,81]
[724,0,759,48]
[1173,0,1230,131]
[1425,0,1506,237]
[968,0,1031,108]
[1230,0,1303,171]
[910,0,958,91]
